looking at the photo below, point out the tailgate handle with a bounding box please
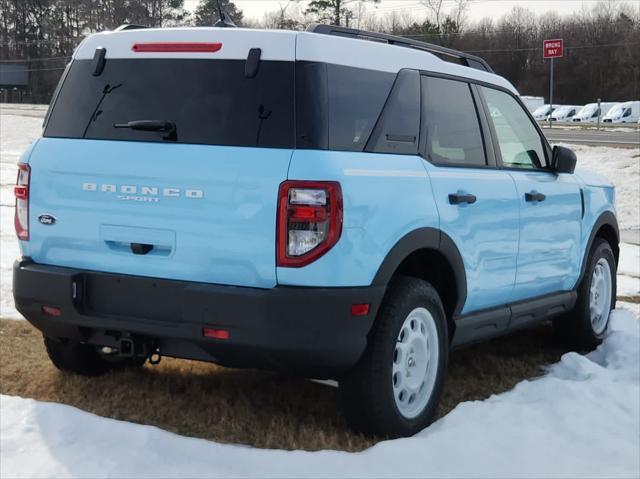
[131,243,154,255]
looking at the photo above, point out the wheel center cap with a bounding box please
[407,357,415,368]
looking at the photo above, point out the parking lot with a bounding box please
[542,125,640,148]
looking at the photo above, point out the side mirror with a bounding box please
[552,145,576,174]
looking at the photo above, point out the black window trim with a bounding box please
[43,60,72,131]
[418,72,494,170]
[470,83,498,168]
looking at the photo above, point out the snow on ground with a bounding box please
[1,114,43,318]
[568,143,640,231]
[0,113,43,158]
[618,243,640,297]
[2,309,638,478]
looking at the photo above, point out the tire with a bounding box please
[44,336,146,376]
[340,276,448,438]
[554,238,616,350]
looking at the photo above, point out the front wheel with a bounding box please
[339,277,448,438]
[555,238,616,349]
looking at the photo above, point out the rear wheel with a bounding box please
[340,277,448,438]
[44,336,146,376]
[555,238,616,349]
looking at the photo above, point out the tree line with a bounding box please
[0,0,638,104]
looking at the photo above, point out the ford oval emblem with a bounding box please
[38,214,57,225]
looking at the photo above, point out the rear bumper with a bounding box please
[13,259,385,378]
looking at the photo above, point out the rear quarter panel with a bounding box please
[278,151,438,286]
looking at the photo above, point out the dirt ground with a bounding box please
[0,318,573,452]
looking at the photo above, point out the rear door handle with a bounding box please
[448,193,477,205]
[525,191,546,202]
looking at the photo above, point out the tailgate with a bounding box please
[25,139,291,287]
[23,28,297,287]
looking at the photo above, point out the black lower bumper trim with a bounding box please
[13,259,385,378]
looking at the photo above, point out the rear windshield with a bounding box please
[45,58,396,152]
[44,59,295,148]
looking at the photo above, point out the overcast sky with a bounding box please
[183,0,626,23]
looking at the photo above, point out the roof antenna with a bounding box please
[214,0,237,28]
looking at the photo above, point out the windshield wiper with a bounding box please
[114,120,177,141]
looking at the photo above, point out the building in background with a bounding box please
[0,63,28,102]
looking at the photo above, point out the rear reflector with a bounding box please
[132,42,222,53]
[41,306,61,317]
[351,304,370,316]
[14,185,27,200]
[202,328,230,340]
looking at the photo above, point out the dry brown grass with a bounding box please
[618,295,640,304]
[0,319,570,452]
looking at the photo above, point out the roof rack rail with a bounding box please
[114,24,149,31]
[306,24,494,74]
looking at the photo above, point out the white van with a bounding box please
[572,102,619,123]
[532,104,555,120]
[551,105,581,123]
[603,101,640,123]
[520,96,544,113]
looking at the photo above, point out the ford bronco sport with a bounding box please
[13,24,619,438]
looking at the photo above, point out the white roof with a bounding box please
[74,27,518,95]
[615,101,640,107]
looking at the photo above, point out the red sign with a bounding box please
[543,39,563,59]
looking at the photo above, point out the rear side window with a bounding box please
[481,86,547,169]
[296,63,395,151]
[365,69,421,155]
[327,65,395,151]
[45,59,295,148]
[421,76,486,167]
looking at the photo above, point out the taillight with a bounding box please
[277,181,343,267]
[14,163,30,241]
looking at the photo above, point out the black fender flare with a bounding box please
[371,227,467,316]
[577,210,619,286]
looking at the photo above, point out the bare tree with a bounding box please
[452,0,470,31]
[420,0,444,29]
[263,1,305,30]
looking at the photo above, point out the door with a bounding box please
[480,86,582,301]
[420,76,520,314]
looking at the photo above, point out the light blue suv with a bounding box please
[13,24,618,438]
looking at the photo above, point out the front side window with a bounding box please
[481,86,547,169]
[421,76,486,167]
